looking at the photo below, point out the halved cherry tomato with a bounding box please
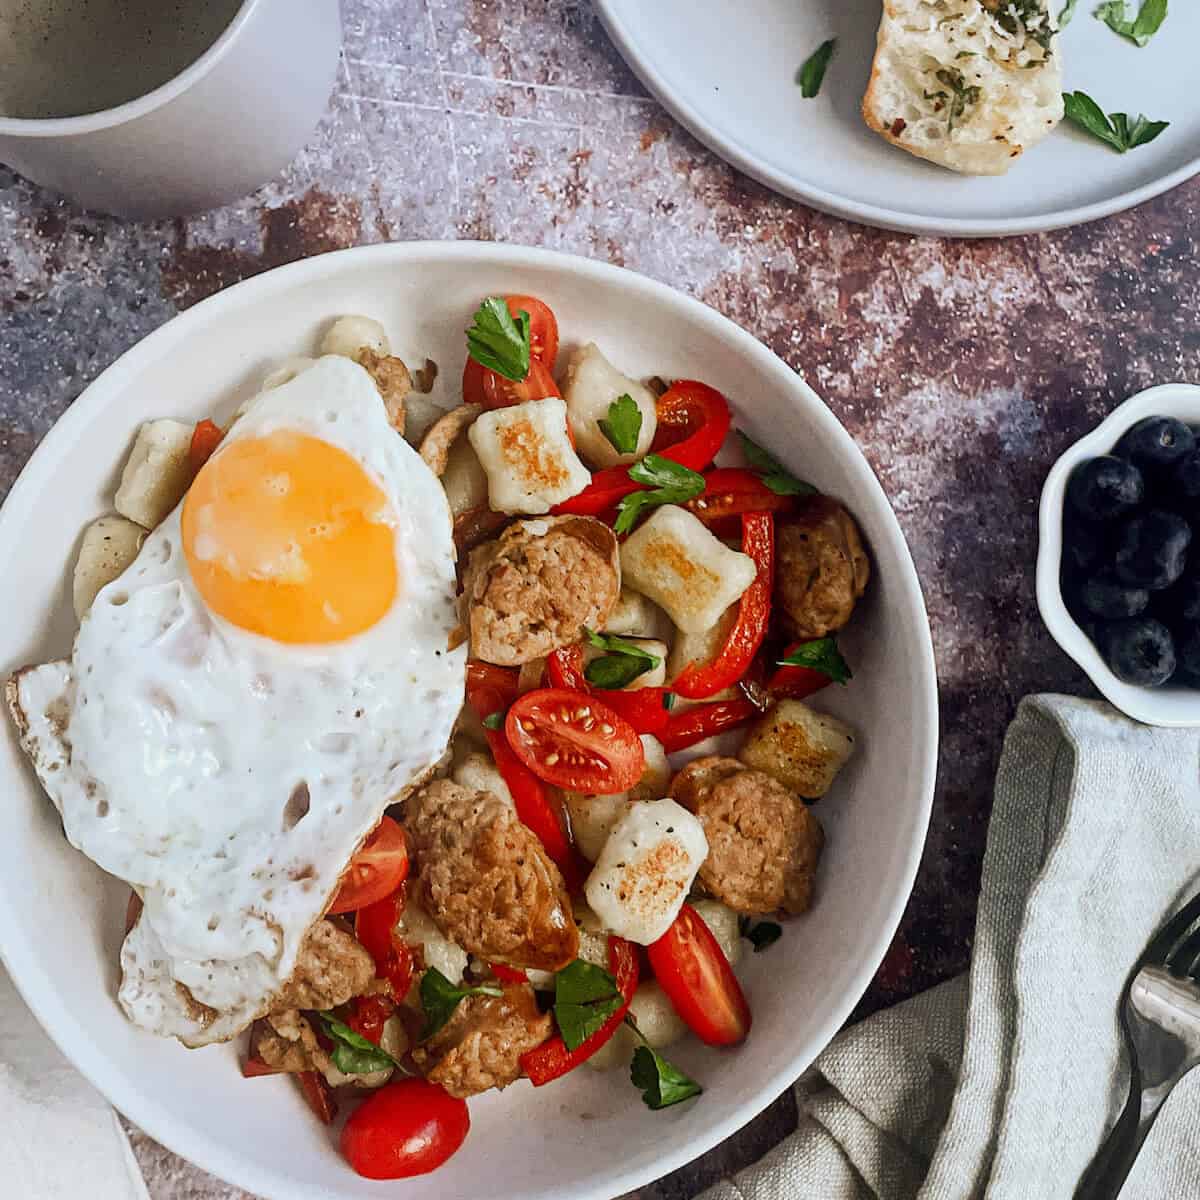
[648,904,751,1046]
[490,963,529,984]
[521,936,638,1085]
[348,993,396,1046]
[686,468,794,524]
[766,640,835,701]
[649,381,731,471]
[298,1070,339,1125]
[658,697,760,754]
[546,645,670,735]
[356,888,415,998]
[188,418,224,473]
[505,688,644,794]
[674,512,774,699]
[328,816,409,914]
[341,1078,470,1179]
[462,295,561,410]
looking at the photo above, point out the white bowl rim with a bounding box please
[1037,382,1200,728]
[0,240,939,1199]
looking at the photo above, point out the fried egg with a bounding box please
[10,356,463,1045]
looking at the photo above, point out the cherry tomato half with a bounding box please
[507,295,560,366]
[647,903,752,1047]
[505,688,644,794]
[328,816,409,914]
[341,1079,470,1179]
[188,418,224,474]
[462,295,561,410]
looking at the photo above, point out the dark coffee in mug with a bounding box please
[0,0,244,119]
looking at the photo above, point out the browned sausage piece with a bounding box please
[411,982,552,1098]
[356,347,411,435]
[252,1010,331,1075]
[775,496,869,641]
[406,779,579,971]
[462,515,620,666]
[272,919,377,1012]
[669,756,824,916]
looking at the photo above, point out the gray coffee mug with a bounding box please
[0,0,342,218]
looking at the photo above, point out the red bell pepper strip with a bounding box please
[766,641,835,701]
[553,381,731,518]
[465,661,521,715]
[520,936,639,1085]
[347,993,396,1046]
[297,1071,338,1125]
[356,889,415,999]
[674,512,774,700]
[658,698,761,754]
[686,468,794,524]
[489,963,529,984]
[188,418,224,473]
[241,1055,282,1078]
[546,646,669,736]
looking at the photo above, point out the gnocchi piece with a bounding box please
[320,314,391,359]
[691,899,743,968]
[565,734,670,862]
[666,604,737,683]
[738,700,857,799]
[603,586,672,641]
[585,798,708,945]
[114,419,195,530]
[584,637,668,690]
[561,342,658,469]
[584,980,687,1071]
[260,355,316,392]
[72,515,145,620]
[451,751,514,811]
[396,899,468,985]
[468,397,592,515]
[620,505,757,634]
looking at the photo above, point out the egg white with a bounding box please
[27,357,464,1045]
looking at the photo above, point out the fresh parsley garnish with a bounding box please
[1063,92,1168,153]
[778,637,853,684]
[737,431,816,497]
[482,711,505,730]
[625,1016,703,1110]
[796,39,836,99]
[1094,0,1167,46]
[614,455,706,535]
[745,921,783,953]
[553,959,623,1051]
[1058,0,1079,25]
[318,1013,398,1075]
[663,691,677,711]
[466,297,531,382]
[419,968,503,1040]
[599,394,643,457]
[582,627,661,690]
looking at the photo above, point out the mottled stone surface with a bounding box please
[2,1,1199,1197]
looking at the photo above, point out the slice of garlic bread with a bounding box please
[863,0,1064,176]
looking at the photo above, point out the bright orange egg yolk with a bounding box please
[181,430,397,644]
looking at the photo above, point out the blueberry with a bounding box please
[1079,571,1149,620]
[1114,417,1196,475]
[1102,618,1176,687]
[1154,572,1200,624]
[1062,517,1108,574]
[1066,456,1144,523]
[1177,628,1200,682]
[1113,509,1192,590]
[1170,450,1200,505]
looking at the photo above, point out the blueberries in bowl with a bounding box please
[1060,415,1200,690]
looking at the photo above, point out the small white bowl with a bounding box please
[1038,383,1200,728]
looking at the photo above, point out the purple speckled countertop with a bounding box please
[3,2,1199,1197]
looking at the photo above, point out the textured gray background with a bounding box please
[2,1,1198,1196]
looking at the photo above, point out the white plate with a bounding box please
[0,243,937,1200]
[595,0,1200,237]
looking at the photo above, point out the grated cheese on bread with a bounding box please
[862,0,1064,176]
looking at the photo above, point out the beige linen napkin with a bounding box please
[0,968,149,1200]
[703,695,1200,1200]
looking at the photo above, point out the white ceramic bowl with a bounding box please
[0,243,938,1200]
[1038,383,1200,728]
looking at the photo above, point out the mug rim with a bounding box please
[0,0,260,136]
